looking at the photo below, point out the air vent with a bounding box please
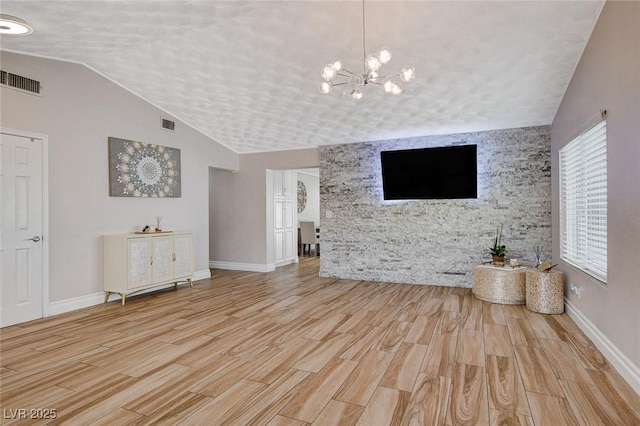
[0,70,41,95]
[161,118,175,131]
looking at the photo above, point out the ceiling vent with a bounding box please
[161,118,175,131]
[0,70,41,95]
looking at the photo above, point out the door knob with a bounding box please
[26,235,41,242]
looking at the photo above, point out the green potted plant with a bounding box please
[486,225,507,266]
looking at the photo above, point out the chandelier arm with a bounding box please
[362,0,366,75]
[374,73,402,80]
[330,82,350,87]
[338,69,356,76]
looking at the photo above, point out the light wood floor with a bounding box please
[1,257,639,425]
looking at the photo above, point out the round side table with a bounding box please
[525,270,564,314]
[472,265,526,305]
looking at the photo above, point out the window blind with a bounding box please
[559,119,607,282]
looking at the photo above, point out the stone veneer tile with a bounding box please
[319,126,551,287]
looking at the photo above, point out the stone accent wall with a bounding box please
[319,126,551,287]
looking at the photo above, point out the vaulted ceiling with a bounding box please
[1,1,604,153]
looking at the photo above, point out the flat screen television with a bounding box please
[380,145,477,200]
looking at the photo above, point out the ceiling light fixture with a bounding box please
[319,0,415,101]
[0,14,34,35]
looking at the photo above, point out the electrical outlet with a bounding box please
[569,283,581,300]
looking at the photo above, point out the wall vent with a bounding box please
[0,70,41,95]
[161,118,175,131]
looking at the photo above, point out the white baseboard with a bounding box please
[193,269,211,282]
[565,298,640,395]
[209,260,275,273]
[48,269,211,316]
[49,292,104,316]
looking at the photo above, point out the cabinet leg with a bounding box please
[174,282,178,290]
[121,293,126,306]
[104,292,111,303]
[188,278,193,288]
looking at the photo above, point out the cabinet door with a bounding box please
[127,238,152,288]
[282,170,294,199]
[173,233,193,279]
[273,170,284,197]
[274,231,284,264]
[284,200,295,260]
[152,235,174,283]
[275,200,285,264]
[275,200,284,231]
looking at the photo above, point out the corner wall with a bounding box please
[1,51,238,304]
[551,0,640,382]
[319,126,551,286]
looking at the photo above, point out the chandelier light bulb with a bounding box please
[391,83,404,95]
[321,64,337,81]
[366,54,381,72]
[382,79,395,93]
[369,71,379,79]
[400,65,416,82]
[379,48,392,64]
[352,89,364,100]
[332,60,343,72]
[319,81,332,94]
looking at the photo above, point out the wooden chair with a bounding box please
[299,221,318,256]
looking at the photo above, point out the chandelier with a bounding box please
[318,0,415,100]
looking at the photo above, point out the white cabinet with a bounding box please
[273,169,294,198]
[127,237,153,288]
[103,232,194,304]
[273,169,297,267]
[173,233,193,278]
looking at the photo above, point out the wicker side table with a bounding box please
[472,265,526,305]
[525,270,564,314]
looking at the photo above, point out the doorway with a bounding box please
[1,129,49,327]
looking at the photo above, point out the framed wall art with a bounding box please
[108,137,181,197]
[297,180,307,213]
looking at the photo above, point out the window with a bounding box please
[560,119,607,282]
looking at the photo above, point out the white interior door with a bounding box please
[1,132,44,327]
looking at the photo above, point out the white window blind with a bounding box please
[560,119,607,282]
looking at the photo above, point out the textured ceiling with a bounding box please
[1,1,603,153]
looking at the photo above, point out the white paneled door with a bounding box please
[0,132,44,327]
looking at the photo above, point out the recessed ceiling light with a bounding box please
[0,14,34,35]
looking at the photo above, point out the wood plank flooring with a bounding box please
[1,257,638,425]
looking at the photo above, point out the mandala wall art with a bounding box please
[108,137,181,198]
[297,180,307,213]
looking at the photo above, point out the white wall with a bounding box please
[1,52,238,303]
[296,169,320,226]
[551,1,640,381]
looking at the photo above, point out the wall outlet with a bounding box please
[569,283,581,300]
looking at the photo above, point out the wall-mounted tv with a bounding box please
[381,145,477,200]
